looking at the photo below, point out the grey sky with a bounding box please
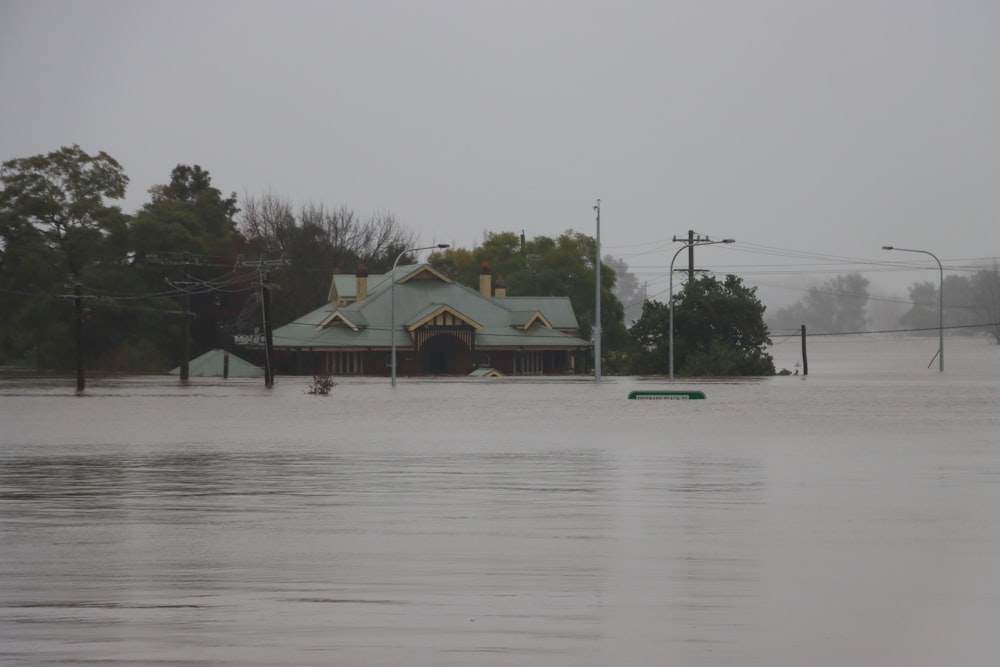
[2,0,998,304]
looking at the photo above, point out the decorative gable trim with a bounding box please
[397,264,453,285]
[406,304,483,332]
[317,311,365,331]
[514,311,553,330]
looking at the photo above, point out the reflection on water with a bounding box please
[2,336,999,666]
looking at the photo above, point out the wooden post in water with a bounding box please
[180,256,190,381]
[74,282,85,392]
[801,325,808,376]
[262,271,275,388]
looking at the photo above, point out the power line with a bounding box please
[236,257,290,387]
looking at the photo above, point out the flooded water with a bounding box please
[2,335,999,666]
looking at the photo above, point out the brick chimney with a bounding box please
[494,274,507,298]
[479,261,492,297]
[356,263,369,301]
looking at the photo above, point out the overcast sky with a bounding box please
[2,0,998,304]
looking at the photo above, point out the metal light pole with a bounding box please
[669,238,735,381]
[391,244,450,387]
[882,245,943,372]
[594,199,601,383]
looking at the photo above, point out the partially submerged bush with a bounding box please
[307,373,335,395]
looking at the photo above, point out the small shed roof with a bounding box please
[169,349,264,377]
[469,367,504,377]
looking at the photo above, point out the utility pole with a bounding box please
[668,237,735,380]
[594,199,601,383]
[58,279,88,391]
[73,281,85,392]
[261,269,274,387]
[237,257,289,387]
[673,231,711,282]
[180,255,191,381]
[688,230,695,281]
[142,253,200,382]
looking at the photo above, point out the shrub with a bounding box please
[307,373,335,395]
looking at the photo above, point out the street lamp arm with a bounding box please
[882,246,940,266]
[393,243,450,271]
[881,245,943,372]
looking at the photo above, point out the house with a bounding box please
[239,262,591,377]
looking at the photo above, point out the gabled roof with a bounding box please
[406,303,483,331]
[508,310,554,330]
[397,264,452,285]
[469,367,504,377]
[169,349,263,377]
[475,321,586,348]
[317,309,368,331]
[265,264,590,351]
[329,272,393,302]
[494,296,580,330]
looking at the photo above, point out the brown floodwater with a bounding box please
[2,335,999,666]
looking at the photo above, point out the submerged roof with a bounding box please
[266,264,589,350]
[169,349,264,377]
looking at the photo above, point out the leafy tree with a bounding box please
[898,273,995,338]
[605,255,646,326]
[152,165,238,219]
[771,272,870,334]
[430,230,629,368]
[971,264,1000,343]
[0,144,129,275]
[899,280,938,331]
[129,165,247,366]
[133,164,241,259]
[431,232,527,288]
[630,274,774,376]
[0,145,130,369]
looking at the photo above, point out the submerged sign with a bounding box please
[628,390,707,400]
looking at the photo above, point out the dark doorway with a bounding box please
[422,335,456,375]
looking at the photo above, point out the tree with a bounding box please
[0,145,130,371]
[771,272,870,334]
[152,165,238,220]
[630,274,774,376]
[134,164,242,260]
[971,264,1000,343]
[897,272,997,339]
[429,230,629,368]
[605,254,646,326]
[237,192,417,326]
[903,266,1000,343]
[898,280,938,331]
[0,145,129,275]
[130,165,247,367]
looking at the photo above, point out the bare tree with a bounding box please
[238,191,296,255]
[242,196,416,266]
[237,192,419,322]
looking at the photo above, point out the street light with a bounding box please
[882,245,943,372]
[669,238,735,381]
[391,244,450,387]
[594,199,601,383]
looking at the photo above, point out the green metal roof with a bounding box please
[330,272,392,301]
[494,297,580,330]
[169,349,264,377]
[264,264,591,351]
